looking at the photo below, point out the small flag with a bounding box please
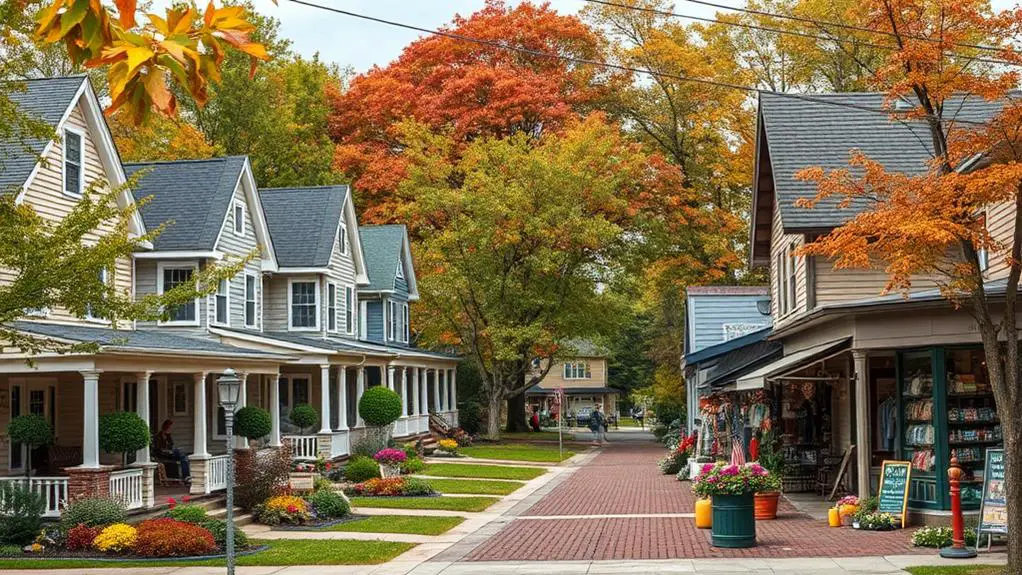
[730,408,746,466]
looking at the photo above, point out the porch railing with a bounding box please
[283,435,319,461]
[330,431,350,459]
[109,468,144,510]
[393,418,409,437]
[0,476,68,517]
[206,454,230,492]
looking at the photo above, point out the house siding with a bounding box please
[214,181,262,330]
[134,258,209,335]
[985,199,1014,281]
[686,294,770,354]
[324,213,359,338]
[263,274,288,332]
[813,258,939,305]
[534,357,608,390]
[770,195,808,327]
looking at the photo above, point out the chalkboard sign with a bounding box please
[877,460,911,528]
[978,448,1007,536]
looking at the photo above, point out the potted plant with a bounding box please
[835,495,860,526]
[6,414,53,479]
[234,406,272,448]
[358,387,402,453]
[692,462,758,548]
[289,404,319,435]
[373,448,407,478]
[749,463,782,520]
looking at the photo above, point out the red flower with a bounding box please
[182,496,191,503]
[287,504,299,514]
[325,462,332,470]
[167,497,177,509]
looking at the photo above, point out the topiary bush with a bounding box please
[308,488,350,519]
[98,411,150,465]
[6,414,53,478]
[199,517,248,549]
[134,518,216,557]
[234,406,272,441]
[166,503,208,524]
[0,482,45,546]
[344,455,380,482]
[59,496,127,532]
[289,404,319,433]
[358,387,402,426]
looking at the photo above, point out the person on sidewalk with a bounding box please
[590,405,608,445]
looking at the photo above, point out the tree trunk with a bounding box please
[486,394,503,439]
[505,392,529,433]
[1003,417,1022,574]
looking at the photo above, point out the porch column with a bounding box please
[387,365,395,391]
[235,373,248,449]
[432,368,441,412]
[192,372,209,457]
[446,368,455,411]
[451,368,458,411]
[356,366,366,427]
[81,370,102,468]
[319,364,332,434]
[269,374,281,447]
[400,367,409,418]
[411,367,421,416]
[336,366,348,431]
[853,350,871,498]
[135,371,152,464]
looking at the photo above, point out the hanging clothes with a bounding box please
[878,396,897,451]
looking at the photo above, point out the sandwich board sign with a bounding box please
[978,448,1007,538]
[877,460,912,528]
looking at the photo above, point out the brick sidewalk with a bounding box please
[466,443,928,561]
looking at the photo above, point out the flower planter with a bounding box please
[288,472,317,492]
[379,464,401,478]
[753,491,779,520]
[711,493,756,548]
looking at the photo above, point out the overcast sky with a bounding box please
[226,0,1018,73]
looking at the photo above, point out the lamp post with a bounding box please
[216,369,242,575]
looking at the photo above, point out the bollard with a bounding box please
[939,455,977,558]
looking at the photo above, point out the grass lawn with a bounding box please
[325,515,465,535]
[421,462,547,481]
[0,539,414,569]
[906,567,1004,575]
[501,431,575,441]
[459,443,575,463]
[349,495,501,512]
[615,417,646,428]
[425,477,525,495]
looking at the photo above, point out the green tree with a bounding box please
[98,412,150,466]
[6,414,52,479]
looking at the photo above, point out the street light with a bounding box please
[216,368,242,575]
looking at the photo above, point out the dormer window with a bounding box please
[233,202,245,236]
[63,128,83,197]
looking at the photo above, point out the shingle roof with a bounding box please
[0,76,85,194]
[684,326,773,365]
[260,186,347,268]
[124,157,248,251]
[704,339,783,389]
[12,321,282,357]
[760,92,1006,230]
[359,225,407,291]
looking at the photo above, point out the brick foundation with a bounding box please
[63,466,116,503]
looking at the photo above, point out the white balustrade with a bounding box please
[392,418,409,437]
[283,435,320,461]
[109,468,144,510]
[0,476,68,517]
[205,454,230,492]
[330,431,350,458]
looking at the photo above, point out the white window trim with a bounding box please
[172,381,189,416]
[85,267,111,324]
[287,277,320,332]
[563,361,591,380]
[338,222,348,255]
[8,378,57,472]
[210,276,231,327]
[62,126,85,198]
[403,302,409,343]
[327,282,339,333]
[787,243,797,315]
[244,272,258,328]
[233,202,246,237]
[344,286,356,335]
[359,300,368,339]
[156,261,201,327]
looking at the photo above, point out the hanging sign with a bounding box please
[978,448,1007,536]
[877,460,912,528]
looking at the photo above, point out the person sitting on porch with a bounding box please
[154,420,191,484]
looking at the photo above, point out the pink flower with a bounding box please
[701,463,715,474]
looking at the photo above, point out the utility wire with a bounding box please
[581,0,1019,68]
[284,0,993,126]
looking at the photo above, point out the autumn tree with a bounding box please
[329,0,613,222]
[109,112,220,162]
[794,0,1022,569]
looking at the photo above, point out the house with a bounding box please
[742,91,1008,519]
[0,77,458,517]
[526,339,618,424]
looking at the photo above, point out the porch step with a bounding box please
[208,506,254,527]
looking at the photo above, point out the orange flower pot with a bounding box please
[695,497,713,529]
[828,507,842,527]
[754,491,780,520]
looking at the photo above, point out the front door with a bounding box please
[278,375,311,433]
[8,378,56,473]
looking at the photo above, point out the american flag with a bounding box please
[730,408,746,466]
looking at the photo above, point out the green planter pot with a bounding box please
[711,492,756,548]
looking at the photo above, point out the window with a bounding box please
[86,267,108,321]
[978,212,990,272]
[121,381,137,412]
[345,286,354,334]
[327,283,338,332]
[563,362,591,380]
[396,261,404,279]
[787,243,797,313]
[775,246,794,317]
[172,382,188,415]
[159,264,197,324]
[233,203,245,236]
[388,300,398,341]
[213,278,229,326]
[63,128,83,196]
[245,274,257,328]
[403,302,409,343]
[290,280,318,329]
[338,222,347,255]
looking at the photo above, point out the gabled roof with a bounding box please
[125,157,249,252]
[259,185,346,269]
[0,76,85,194]
[359,225,418,299]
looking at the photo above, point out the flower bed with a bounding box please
[345,477,438,497]
[253,486,351,527]
[435,439,462,457]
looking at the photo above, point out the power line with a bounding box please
[582,0,1019,68]
[283,0,991,126]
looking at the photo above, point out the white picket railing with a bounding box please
[0,476,68,517]
[330,431,350,458]
[109,468,144,510]
[206,454,230,492]
[392,418,409,437]
[283,435,319,461]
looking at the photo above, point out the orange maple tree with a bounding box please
[328,0,614,222]
[795,0,1022,568]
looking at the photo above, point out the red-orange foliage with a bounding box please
[329,0,612,222]
[134,518,216,557]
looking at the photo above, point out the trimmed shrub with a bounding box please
[166,503,208,524]
[309,488,350,519]
[6,414,53,478]
[358,387,402,426]
[344,456,380,482]
[235,406,272,440]
[458,401,482,435]
[98,411,150,465]
[134,518,216,557]
[59,496,127,532]
[66,524,102,551]
[289,404,319,433]
[402,477,437,496]
[92,523,137,553]
[0,483,45,546]
[0,544,22,557]
[401,457,426,475]
[313,475,334,493]
[236,445,292,511]
[199,518,249,549]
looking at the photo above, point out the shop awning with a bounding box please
[733,338,850,391]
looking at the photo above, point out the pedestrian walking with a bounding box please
[590,405,608,445]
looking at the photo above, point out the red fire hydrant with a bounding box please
[940,455,977,558]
